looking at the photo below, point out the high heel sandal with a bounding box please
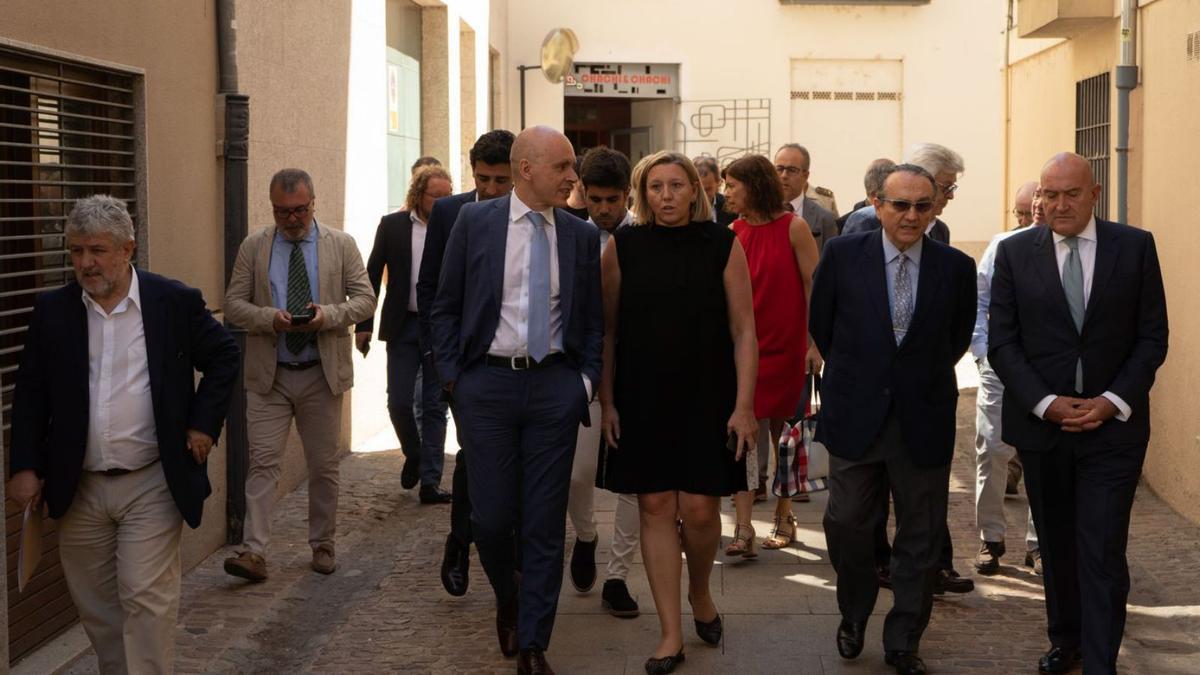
[761,514,797,550]
[644,648,686,674]
[723,524,758,559]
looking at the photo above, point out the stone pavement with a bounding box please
[63,391,1200,674]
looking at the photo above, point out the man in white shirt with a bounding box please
[356,166,455,503]
[8,195,240,674]
[430,126,603,674]
[989,153,1168,674]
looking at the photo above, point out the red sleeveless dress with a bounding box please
[732,213,808,419]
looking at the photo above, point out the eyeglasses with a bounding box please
[936,181,958,196]
[880,198,935,214]
[272,203,312,219]
[1012,209,1032,219]
[775,165,808,176]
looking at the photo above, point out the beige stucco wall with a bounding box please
[1007,0,1200,522]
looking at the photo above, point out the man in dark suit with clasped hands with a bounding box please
[988,153,1168,675]
[810,164,976,675]
[431,125,603,675]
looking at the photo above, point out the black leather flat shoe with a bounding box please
[693,613,722,645]
[644,649,685,674]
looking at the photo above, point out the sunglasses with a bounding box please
[880,198,935,214]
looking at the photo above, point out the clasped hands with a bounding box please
[1043,395,1119,432]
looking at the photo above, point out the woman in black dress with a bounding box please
[598,151,758,674]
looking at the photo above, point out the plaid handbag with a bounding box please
[771,373,829,498]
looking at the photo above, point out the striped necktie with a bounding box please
[286,241,314,355]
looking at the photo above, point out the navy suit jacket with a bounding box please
[356,209,416,341]
[10,271,240,528]
[416,190,477,349]
[988,219,1168,452]
[809,230,976,468]
[430,195,604,417]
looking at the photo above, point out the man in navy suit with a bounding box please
[416,129,516,596]
[810,165,976,675]
[356,165,455,503]
[7,195,240,673]
[989,153,1168,675]
[431,125,603,674]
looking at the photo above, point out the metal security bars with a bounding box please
[1075,72,1110,220]
[1,44,138,662]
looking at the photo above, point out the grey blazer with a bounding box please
[801,197,839,256]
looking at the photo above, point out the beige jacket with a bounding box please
[225,222,376,395]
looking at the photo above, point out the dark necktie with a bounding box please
[286,241,314,355]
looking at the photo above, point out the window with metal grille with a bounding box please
[1,44,140,663]
[1075,72,1110,220]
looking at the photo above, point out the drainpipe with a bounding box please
[1115,0,1138,224]
[218,0,251,544]
[1002,0,1014,230]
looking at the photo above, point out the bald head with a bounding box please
[1039,152,1101,236]
[1014,180,1037,228]
[511,125,578,211]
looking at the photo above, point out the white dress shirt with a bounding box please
[1031,217,1131,422]
[490,190,563,358]
[971,228,1025,360]
[408,210,427,312]
[82,268,159,471]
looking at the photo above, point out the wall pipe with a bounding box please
[218,0,251,544]
[1115,0,1138,224]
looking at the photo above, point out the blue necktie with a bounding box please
[526,211,551,361]
[1062,236,1085,391]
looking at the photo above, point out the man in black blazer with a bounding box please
[431,126,603,673]
[415,129,516,596]
[356,166,455,503]
[989,153,1168,675]
[810,165,976,675]
[7,195,239,673]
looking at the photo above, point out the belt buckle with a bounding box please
[510,355,531,370]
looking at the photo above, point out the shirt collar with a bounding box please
[586,210,632,231]
[788,194,806,212]
[81,264,141,314]
[411,209,427,228]
[1052,216,1097,245]
[509,190,556,226]
[882,231,923,266]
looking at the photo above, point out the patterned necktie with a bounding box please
[286,241,314,355]
[526,211,551,362]
[1062,236,1085,390]
[892,253,912,345]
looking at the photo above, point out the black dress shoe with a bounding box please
[877,563,893,590]
[517,647,555,674]
[440,535,470,597]
[693,613,722,645]
[569,537,597,592]
[836,619,866,659]
[885,651,927,675]
[934,568,975,594]
[601,579,640,617]
[496,597,519,658]
[1038,646,1081,674]
[419,485,452,504]
[400,455,420,489]
[644,649,685,674]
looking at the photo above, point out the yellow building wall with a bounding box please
[1007,0,1200,522]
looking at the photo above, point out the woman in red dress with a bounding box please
[722,154,820,556]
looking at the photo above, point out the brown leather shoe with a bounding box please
[224,551,268,582]
[311,546,336,575]
[517,648,555,675]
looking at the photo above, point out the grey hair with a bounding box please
[877,163,937,199]
[776,143,811,171]
[65,194,135,244]
[269,168,315,197]
[863,158,897,198]
[904,143,964,177]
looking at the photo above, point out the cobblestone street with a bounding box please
[63,390,1200,674]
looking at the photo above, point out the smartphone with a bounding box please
[290,308,315,325]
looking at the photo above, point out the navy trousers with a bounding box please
[453,360,587,651]
[386,316,448,487]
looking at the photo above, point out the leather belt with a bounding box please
[485,353,566,371]
[89,461,156,477]
[278,360,320,371]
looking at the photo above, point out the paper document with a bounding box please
[18,502,44,593]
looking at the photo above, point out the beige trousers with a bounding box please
[568,400,640,580]
[243,365,344,556]
[58,462,182,675]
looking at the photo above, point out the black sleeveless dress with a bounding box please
[598,221,748,496]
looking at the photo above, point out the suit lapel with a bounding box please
[69,285,90,409]
[860,230,895,349]
[398,212,413,285]
[902,237,941,350]
[255,227,273,305]
[556,211,576,329]
[488,196,510,312]
[316,219,335,304]
[1032,225,1078,334]
[1083,219,1118,330]
[136,270,167,415]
